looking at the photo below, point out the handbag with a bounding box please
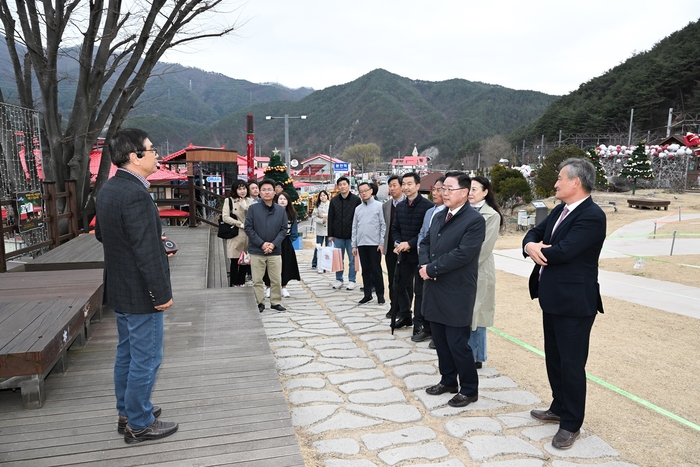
[318,245,334,272]
[238,251,250,265]
[217,198,239,239]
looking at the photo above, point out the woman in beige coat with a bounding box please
[223,181,252,286]
[467,176,503,368]
[310,190,330,270]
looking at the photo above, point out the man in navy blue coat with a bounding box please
[419,172,484,408]
[523,158,606,450]
[96,128,178,444]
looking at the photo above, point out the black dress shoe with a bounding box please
[385,310,392,319]
[530,409,560,422]
[428,339,436,349]
[475,361,483,369]
[258,303,265,313]
[358,296,373,304]
[392,316,412,329]
[552,428,580,449]
[124,419,178,444]
[118,406,161,434]
[425,383,458,395]
[411,330,432,342]
[448,393,478,407]
[377,297,385,305]
[270,304,286,312]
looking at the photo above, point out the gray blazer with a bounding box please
[95,170,172,314]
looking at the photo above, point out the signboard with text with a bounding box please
[333,162,349,172]
[16,191,44,232]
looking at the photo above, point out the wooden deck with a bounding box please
[0,226,305,466]
[18,233,104,272]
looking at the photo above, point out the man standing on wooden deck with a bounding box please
[95,128,179,444]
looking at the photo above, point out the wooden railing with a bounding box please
[1,180,80,273]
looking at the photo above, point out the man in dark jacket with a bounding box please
[245,179,288,313]
[95,128,178,444]
[419,172,484,408]
[391,172,434,331]
[523,158,606,450]
[327,176,361,290]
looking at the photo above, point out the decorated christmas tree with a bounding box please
[586,147,607,188]
[263,149,307,219]
[620,141,654,195]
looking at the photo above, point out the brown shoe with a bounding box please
[552,428,580,449]
[530,409,560,423]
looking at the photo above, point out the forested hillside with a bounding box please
[198,69,556,163]
[512,19,700,144]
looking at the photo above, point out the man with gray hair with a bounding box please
[522,158,606,450]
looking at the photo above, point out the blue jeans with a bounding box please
[114,311,164,430]
[468,326,487,362]
[311,235,328,267]
[332,237,356,283]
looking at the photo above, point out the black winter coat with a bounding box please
[391,195,434,260]
[328,192,361,239]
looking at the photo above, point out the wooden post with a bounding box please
[0,213,6,273]
[65,180,80,239]
[43,182,60,249]
[187,175,197,228]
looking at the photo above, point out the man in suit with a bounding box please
[95,128,178,444]
[419,172,484,407]
[382,175,408,319]
[523,158,606,450]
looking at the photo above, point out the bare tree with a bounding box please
[0,0,239,223]
[342,143,380,176]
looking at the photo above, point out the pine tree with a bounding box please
[263,149,307,219]
[620,141,654,195]
[586,147,607,188]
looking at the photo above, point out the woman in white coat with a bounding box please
[467,176,503,368]
[223,181,252,286]
[311,190,330,270]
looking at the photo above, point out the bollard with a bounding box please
[670,231,677,256]
[679,206,682,222]
[653,222,657,239]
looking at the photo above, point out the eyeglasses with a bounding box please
[436,187,466,193]
[358,189,372,194]
[136,148,158,158]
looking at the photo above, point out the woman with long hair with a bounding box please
[263,191,301,298]
[467,175,504,368]
[311,190,330,271]
[223,181,252,286]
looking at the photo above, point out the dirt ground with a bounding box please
[294,189,700,467]
[492,189,700,467]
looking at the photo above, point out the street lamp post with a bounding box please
[265,114,307,169]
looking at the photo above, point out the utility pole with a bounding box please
[628,109,634,146]
[666,108,674,137]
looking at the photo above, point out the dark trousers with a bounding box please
[542,312,596,433]
[396,255,424,329]
[358,246,385,300]
[229,260,250,286]
[385,249,412,317]
[431,321,478,396]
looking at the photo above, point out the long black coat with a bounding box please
[419,204,485,327]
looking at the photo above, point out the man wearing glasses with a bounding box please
[351,182,386,305]
[419,172,484,408]
[96,128,178,444]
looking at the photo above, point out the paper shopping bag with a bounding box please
[354,253,361,272]
[318,246,334,272]
[331,248,344,272]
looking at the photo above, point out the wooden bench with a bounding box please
[627,199,671,210]
[0,270,103,408]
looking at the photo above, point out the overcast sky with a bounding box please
[162,1,700,96]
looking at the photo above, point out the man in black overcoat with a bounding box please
[419,172,484,408]
[523,158,606,450]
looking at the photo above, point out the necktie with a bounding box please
[445,212,453,222]
[551,206,570,235]
[539,206,569,280]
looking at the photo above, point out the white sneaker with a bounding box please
[317,269,324,274]
[282,288,290,298]
[333,281,344,289]
[346,282,357,290]
[265,288,270,298]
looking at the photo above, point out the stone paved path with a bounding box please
[258,251,639,467]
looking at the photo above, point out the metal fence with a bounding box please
[0,102,49,258]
